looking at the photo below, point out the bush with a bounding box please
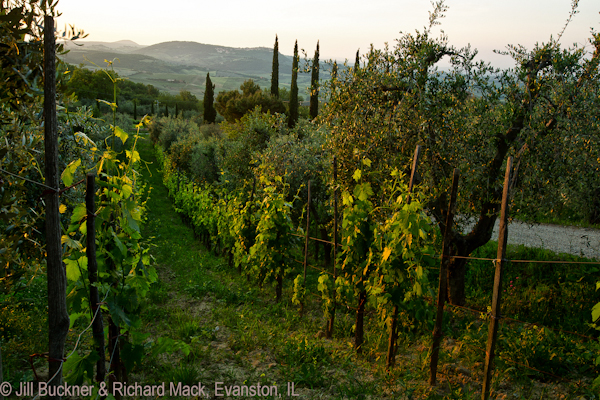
[190,138,220,184]
[199,123,223,140]
[149,116,200,152]
[169,131,202,174]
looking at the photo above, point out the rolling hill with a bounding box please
[60,40,323,98]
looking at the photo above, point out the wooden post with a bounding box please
[301,180,312,313]
[44,16,70,398]
[387,145,421,368]
[429,167,460,385]
[482,157,512,399]
[86,173,106,382]
[327,157,338,338]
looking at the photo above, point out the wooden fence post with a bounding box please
[44,15,70,398]
[387,145,421,368]
[327,157,338,338]
[482,156,512,399]
[86,173,106,382]
[429,167,460,385]
[302,180,312,314]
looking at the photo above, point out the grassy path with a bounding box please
[135,136,381,399]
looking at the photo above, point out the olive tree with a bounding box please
[320,0,600,305]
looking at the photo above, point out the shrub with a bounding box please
[190,138,220,184]
[152,116,200,152]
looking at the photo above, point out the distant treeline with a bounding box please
[63,64,201,116]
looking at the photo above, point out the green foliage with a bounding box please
[320,0,600,305]
[220,108,287,185]
[203,72,216,123]
[288,41,299,128]
[65,64,160,109]
[271,35,279,98]
[281,338,332,388]
[370,169,437,332]
[215,79,286,123]
[149,115,200,154]
[247,174,299,299]
[309,41,319,120]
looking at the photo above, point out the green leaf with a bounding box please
[65,256,87,281]
[352,169,362,182]
[592,303,600,323]
[114,126,128,144]
[70,203,87,225]
[63,351,99,385]
[126,149,140,164]
[121,342,145,372]
[107,298,133,327]
[61,235,82,251]
[61,159,81,187]
[110,228,127,256]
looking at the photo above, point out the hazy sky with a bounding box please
[56,0,599,69]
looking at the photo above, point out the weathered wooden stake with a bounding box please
[44,16,70,398]
[387,145,421,369]
[482,157,512,400]
[86,174,106,382]
[301,180,312,313]
[326,157,338,338]
[429,167,460,385]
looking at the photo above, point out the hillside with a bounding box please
[60,40,321,98]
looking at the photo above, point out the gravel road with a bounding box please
[461,217,600,260]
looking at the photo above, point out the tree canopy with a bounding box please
[215,79,286,123]
[320,0,600,305]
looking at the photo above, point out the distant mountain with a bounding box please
[64,39,147,53]
[59,40,315,98]
[132,41,293,75]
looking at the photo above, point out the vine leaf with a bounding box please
[61,159,81,187]
[382,247,392,261]
[114,126,129,144]
[63,351,99,385]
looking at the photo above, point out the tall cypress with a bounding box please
[151,101,154,116]
[271,35,279,98]
[354,49,360,74]
[288,40,299,128]
[133,99,137,120]
[165,104,168,117]
[204,72,217,123]
[309,41,320,120]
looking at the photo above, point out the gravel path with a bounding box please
[461,218,600,260]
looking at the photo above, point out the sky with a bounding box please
[56,0,599,69]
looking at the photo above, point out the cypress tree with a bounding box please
[151,101,154,116]
[165,104,168,117]
[133,99,137,120]
[204,72,217,123]
[309,41,320,120]
[288,40,299,129]
[175,102,179,117]
[271,35,279,98]
[354,49,360,73]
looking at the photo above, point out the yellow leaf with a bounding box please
[382,247,392,261]
[59,204,67,214]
